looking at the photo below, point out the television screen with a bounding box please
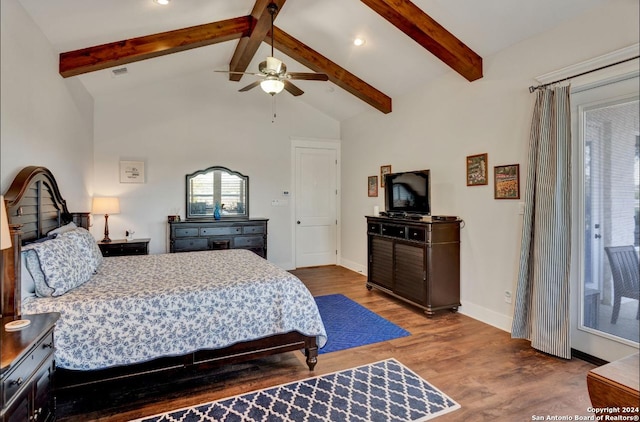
[384,170,431,215]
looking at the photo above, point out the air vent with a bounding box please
[111,67,128,77]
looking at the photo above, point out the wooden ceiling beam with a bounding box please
[271,26,392,114]
[360,0,482,82]
[228,0,287,82]
[59,16,252,78]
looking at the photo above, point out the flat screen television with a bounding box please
[384,170,431,216]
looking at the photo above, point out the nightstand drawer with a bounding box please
[98,239,150,257]
[2,330,54,405]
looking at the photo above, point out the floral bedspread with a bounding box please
[21,249,327,370]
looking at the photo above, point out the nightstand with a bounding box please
[97,238,150,257]
[1,312,60,422]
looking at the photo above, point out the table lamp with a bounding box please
[0,195,10,251]
[92,197,120,243]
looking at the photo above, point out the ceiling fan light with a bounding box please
[260,78,285,95]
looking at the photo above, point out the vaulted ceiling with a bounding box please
[18,0,608,121]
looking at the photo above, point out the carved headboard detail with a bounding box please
[1,166,90,317]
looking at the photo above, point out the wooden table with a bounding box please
[587,352,640,415]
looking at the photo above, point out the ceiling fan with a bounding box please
[216,2,328,96]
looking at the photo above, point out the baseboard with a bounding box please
[339,258,367,275]
[571,349,609,366]
[458,300,513,333]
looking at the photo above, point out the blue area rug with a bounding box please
[314,294,410,354]
[133,358,460,422]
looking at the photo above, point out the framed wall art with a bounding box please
[494,164,520,199]
[380,165,392,187]
[368,176,378,197]
[466,153,488,186]
[120,160,145,183]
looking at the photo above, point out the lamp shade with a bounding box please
[0,195,11,250]
[92,197,120,215]
[260,77,285,95]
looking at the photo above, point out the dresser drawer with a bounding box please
[368,223,381,234]
[408,227,425,242]
[174,228,199,237]
[2,331,54,404]
[242,225,265,234]
[234,236,264,248]
[200,227,242,236]
[173,238,208,251]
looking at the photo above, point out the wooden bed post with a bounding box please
[1,225,22,318]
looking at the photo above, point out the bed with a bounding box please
[1,166,326,389]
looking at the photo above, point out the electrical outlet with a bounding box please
[504,290,512,304]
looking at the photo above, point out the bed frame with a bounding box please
[1,166,318,390]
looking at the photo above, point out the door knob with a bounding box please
[297,221,301,224]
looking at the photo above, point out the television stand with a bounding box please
[365,215,461,316]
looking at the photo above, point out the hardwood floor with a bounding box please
[57,265,597,422]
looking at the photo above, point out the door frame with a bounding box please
[290,137,341,269]
[569,71,639,362]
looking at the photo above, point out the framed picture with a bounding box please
[466,153,488,186]
[120,160,145,183]
[494,164,520,199]
[380,165,392,187]
[368,176,378,197]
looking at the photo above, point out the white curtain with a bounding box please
[511,85,572,359]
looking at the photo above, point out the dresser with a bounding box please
[97,238,150,257]
[1,312,59,422]
[366,216,461,316]
[587,352,639,414]
[169,219,268,258]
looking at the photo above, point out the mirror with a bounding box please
[186,166,249,220]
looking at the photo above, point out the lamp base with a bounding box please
[101,236,112,243]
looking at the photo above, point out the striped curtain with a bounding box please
[511,85,572,359]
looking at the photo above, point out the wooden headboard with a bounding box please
[1,166,89,317]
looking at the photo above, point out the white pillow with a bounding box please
[20,255,37,299]
[47,221,77,236]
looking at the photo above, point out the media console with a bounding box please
[366,215,461,316]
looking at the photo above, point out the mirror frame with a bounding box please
[185,166,249,220]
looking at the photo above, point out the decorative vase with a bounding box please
[214,203,221,220]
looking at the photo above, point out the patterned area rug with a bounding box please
[314,294,410,354]
[133,358,460,422]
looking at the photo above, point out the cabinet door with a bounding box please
[426,242,461,308]
[369,237,394,289]
[32,359,54,422]
[394,242,426,305]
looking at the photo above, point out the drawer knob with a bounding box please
[43,342,54,349]
[10,377,23,386]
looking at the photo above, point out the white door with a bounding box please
[571,73,639,362]
[294,146,338,268]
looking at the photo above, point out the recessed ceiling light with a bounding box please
[111,67,128,77]
[353,37,366,47]
[154,0,170,5]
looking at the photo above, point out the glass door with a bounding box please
[571,73,639,362]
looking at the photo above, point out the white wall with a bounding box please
[92,71,340,268]
[340,0,640,331]
[0,0,94,210]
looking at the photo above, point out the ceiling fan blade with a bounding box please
[238,80,263,92]
[287,72,329,81]
[283,80,304,96]
[214,70,262,76]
